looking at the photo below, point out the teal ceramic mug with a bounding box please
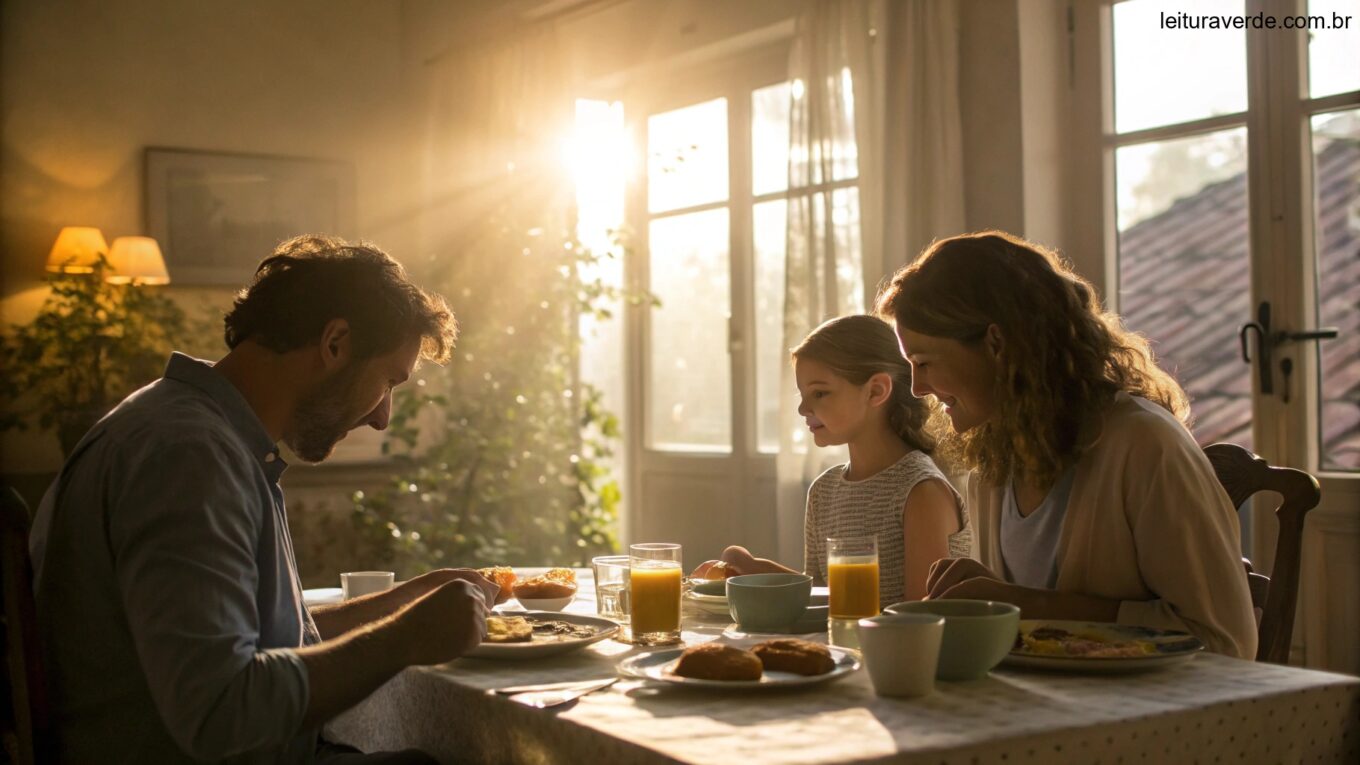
[884,599,1020,680]
[726,573,812,632]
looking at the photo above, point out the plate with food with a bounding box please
[510,568,579,611]
[1004,620,1204,672]
[617,639,859,690]
[684,580,732,617]
[468,611,619,659]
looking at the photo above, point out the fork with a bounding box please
[506,677,618,708]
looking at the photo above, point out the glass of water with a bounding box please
[591,554,630,623]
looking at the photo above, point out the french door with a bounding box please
[1098,0,1358,670]
[620,47,791,565]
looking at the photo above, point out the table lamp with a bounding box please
[106,236,170,285]
[45,226,108,273]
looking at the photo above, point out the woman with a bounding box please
[875,231,1256,658]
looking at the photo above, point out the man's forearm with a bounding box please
[294,616,412,727]
[310,581,430,639]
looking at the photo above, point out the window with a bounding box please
[634,60,863,457]
[1108,0,1358,470]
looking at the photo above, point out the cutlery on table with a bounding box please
[500,678,618,708]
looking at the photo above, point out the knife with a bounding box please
[492,678,617,695]
[504,678,618,709]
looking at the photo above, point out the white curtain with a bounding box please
[773,0,966,566]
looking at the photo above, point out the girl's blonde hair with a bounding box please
[792,314,938,455]
[874,230,1189,487]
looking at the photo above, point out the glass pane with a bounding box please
[1308,0,1360,99]
[1117,128,1252,451]
[754,199,787,453]
[1112,0,1248,133]
[752,82,792,196]
[648,209,731,450]
[788,69,859,187]
[572,99,628,456]
[831,187,864,312]
[647,98,728,213]
[1311,110,1359,470]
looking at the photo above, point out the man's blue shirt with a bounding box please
[30,353,320,763]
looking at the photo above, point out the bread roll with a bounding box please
[672,643,763,681]
[752,638,835,676]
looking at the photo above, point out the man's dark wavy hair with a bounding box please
[223,235,457,364]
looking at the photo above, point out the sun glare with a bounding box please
[567,99,629,254]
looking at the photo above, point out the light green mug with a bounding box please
[726,573,812,632]
[885,599,1020,680]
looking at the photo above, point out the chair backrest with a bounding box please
[1,486,48,765]
[1203,443,1321,664]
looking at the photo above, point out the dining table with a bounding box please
[311,568,1360,764]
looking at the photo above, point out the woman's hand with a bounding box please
[925,561,1121,621]
[924,558,999,599]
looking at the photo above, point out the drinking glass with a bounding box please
[827,536,879,649]
[591,554,631,623]
[629,543,683,645]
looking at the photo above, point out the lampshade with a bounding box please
[106,236,170,285]
[46,227,108,273]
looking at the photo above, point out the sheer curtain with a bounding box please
[773,0,965,566]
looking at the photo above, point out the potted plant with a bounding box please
[0,256,190,455]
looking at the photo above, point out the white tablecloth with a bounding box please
[323,570,1360,764]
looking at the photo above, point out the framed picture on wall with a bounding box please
[145,147,357,286]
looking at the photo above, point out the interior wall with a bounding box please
[958,0,1026,236]
[0,0,420,476]
[957,0,1096,292]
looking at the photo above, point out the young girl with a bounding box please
[693,315,972,605]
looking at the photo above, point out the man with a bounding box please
[29,235,496,763]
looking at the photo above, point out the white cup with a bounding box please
[858,612,945,698]
[341,571,395,600]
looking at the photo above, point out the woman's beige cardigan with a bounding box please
[966,393,1258,659]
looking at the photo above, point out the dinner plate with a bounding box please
[684,589,734,617]
[617,644,859,690]
[1003,620,1204,673]
[466,611,619,659]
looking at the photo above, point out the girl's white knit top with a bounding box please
[804,450,973,607]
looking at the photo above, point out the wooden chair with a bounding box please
[1,486,49,765]
[1203,443,1321,664]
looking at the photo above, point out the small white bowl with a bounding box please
[515,594,575,612]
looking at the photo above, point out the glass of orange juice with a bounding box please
[828,536,880,619]
[629,543,683,645]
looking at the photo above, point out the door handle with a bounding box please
[1237,301,1342,400]
[1282,328,1340,343]
[1238,302,1274,395]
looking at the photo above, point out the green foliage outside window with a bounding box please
[349,215,654,576]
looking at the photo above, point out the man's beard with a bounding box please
[287,364,363,463]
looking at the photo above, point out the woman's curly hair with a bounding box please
[224,235,457,364]
[792,314,939,455]
[874,231,1189,487]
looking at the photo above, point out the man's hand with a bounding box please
[924,558,999,599]
[395,580,488,667]
[296,579,490,727]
